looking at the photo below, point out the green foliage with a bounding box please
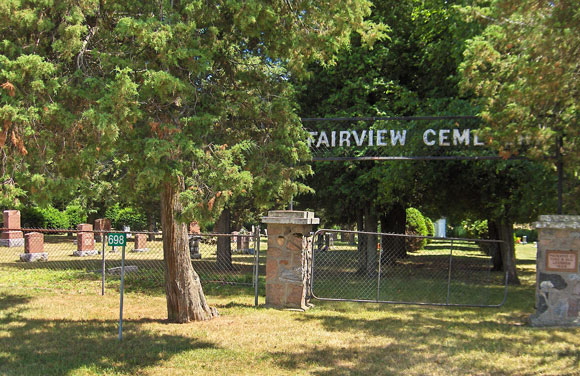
[424,216,435,237]
[64,205,87,228]
[21,206,70,229]
[459,0,580,212]
[20,207,44,228]
[405,207,428,251]
[105,203,146,230]
[115,207,147,231]
[461,219,488,239]
[514,228,538,243]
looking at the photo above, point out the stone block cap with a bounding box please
[534,215,580,229]
[262,210,320,225]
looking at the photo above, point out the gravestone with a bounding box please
[20,232,48,262]
[262,210,319,310]
[73,223,98,256]
[132,233,148,252]
[530,215,580,327]
[94,218,111,242]
[237,232,251,253]
[188,221,202,259]
[1,210,24,247]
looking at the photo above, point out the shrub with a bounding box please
[462,219,488,239]
[20,207,45,228]
[21,206,69,229]
[406,207,428,252]
[424,217,435,237]
[65,205,88,228]
[106,205,147,231]
[40,206,70,229]
[515,228,538,243]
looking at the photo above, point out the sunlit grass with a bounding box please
[0,243,578,375]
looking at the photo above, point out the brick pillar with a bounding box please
[133,233,148,252]
[94,218,111,242]
[531,215,580,327]
[262,210,319,310]
[1,210,24,247]
[73,223,97,256]
[20,232,48,262]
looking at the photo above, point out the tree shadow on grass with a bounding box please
[275,306,580,375]
[0,293,220,376]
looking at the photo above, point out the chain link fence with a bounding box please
[310,229,508,307]
[0,227,263,294]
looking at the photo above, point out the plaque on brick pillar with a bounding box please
[1,210,24,247]
[262,211,319,310]
[73,223,98,257]
[20,232,48,262]
[531,215,580,327]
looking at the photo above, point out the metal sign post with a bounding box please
[108,232,127,342]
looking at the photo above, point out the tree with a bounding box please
[0,0,381,322]
[296,0,480,268]
[459,0,580,213]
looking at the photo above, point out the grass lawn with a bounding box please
[1,243,579,375]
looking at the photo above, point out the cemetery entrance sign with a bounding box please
[303,115,507,161]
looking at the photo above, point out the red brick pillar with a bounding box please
[74,223,97,256]
[133,233,148,252]
[262,211,319,310]
[20,232,47,262]
[94,218,111,242]
[1,210,24,247]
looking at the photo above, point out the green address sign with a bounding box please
[107,233,127,247]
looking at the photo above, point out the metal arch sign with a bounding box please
[301,115,512,161]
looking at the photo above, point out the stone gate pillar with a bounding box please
[531,215,580,327]
[262,210,319,310]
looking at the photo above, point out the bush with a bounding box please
[515,228,538,243]
[106,204,147,231]
[20,207,45,228]
[65,205,88,228]
[424,217,435,237]
[40,206,70,229]
[461,219,488,239]
[21,206,69,229]
[406,207,428,252]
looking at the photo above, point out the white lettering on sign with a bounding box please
[339,131,351,146]
[391,130,406,146]
[309,128,487,148]
[423,129,436,146]
[376,130,388,146]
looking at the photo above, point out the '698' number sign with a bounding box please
[107,233,127,247]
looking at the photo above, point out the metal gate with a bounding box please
[310,229,508,307]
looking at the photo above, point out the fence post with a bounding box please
[261,211,319,310]
[446,239,454,305]
[254,226,260,307]
[101,233,106,296]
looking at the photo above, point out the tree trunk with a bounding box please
[364,206,378,276]
[497,219,520,285]
[380,203,407,265]
[161,180,218,322]
[487,220,503,271]
[214,207,233,271]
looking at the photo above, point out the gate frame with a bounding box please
[309,228,509,308]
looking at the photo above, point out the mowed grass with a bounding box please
[1,243,579,375]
